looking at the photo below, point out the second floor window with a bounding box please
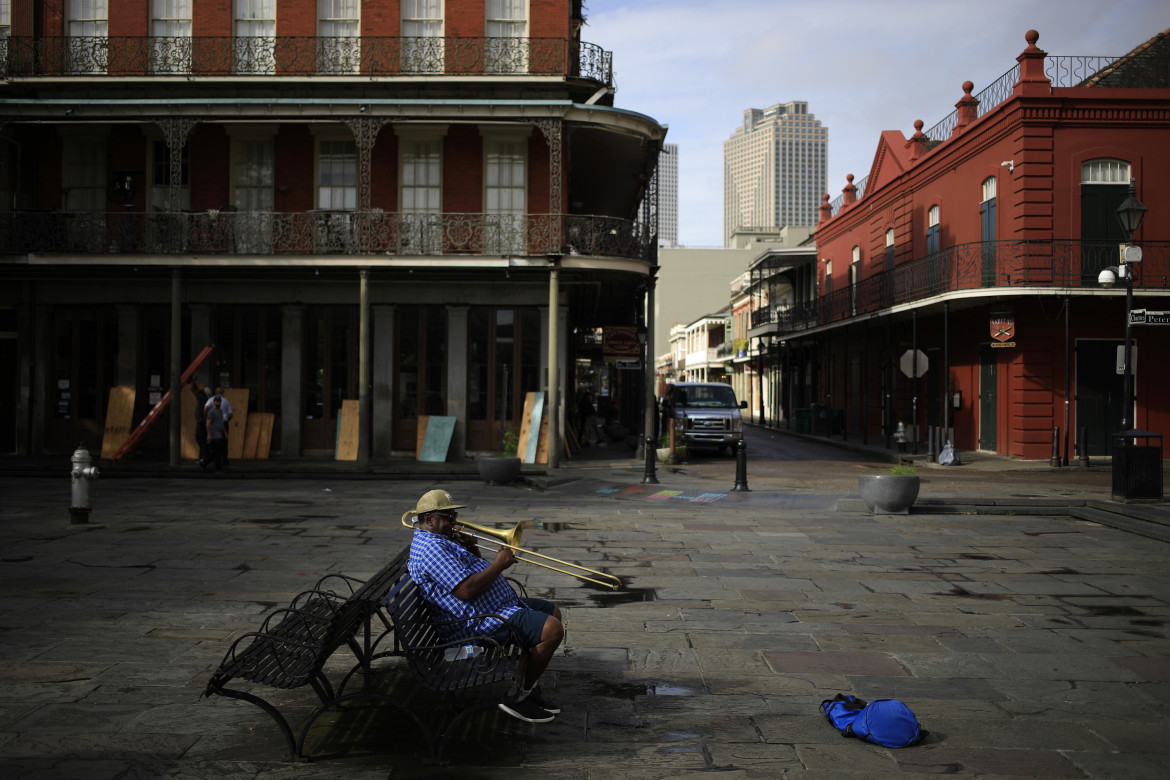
[317,139,357,209]
[318,0,359,75]
[484,136,527,253]
[401,137,442,252]
[235,0,276,75]
[1081,158,1131,243]
[151,0,192,74]
[926,205,940,254]
[402,0,443,73]
[68,0,108,74]
[486,0,528,74]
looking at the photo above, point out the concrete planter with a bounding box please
[858,474,921,515]
[477,455,522,486]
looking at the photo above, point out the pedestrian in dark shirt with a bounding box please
[206,396,229,472]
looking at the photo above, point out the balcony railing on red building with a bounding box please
[751,240,1170,333]
[0,210,653,263]
[1,36,614,86]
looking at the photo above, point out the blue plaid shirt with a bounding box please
[408,528,521,641]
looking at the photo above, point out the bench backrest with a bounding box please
[380,569,523,693]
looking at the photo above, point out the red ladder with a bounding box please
[110,346,215,461]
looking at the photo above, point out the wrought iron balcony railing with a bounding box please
[1,36,613,87]
[0,210,652,263]
[751,239,1170,334]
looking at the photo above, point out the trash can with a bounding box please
[1111,429,1163,502]
[831,409,845,435]
[794,408,811,434]
[811,403,829,436]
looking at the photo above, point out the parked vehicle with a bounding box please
[659,382,747,455]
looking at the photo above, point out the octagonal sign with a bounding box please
[899,349,928,378]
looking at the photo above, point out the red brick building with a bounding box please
[751,29,1170,461]
[0,1,666,461]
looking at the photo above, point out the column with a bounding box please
[281,304,305,458]
[446,305,470,461]
[372,304,396,458]
[116,304,141,387]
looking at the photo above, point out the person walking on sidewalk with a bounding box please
[203,387,234,466]
[402,489,564,724]
[205,395,229,472]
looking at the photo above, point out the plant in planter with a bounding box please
[656,432,686,464]
[858,464,921,514]
[477,427,522,486]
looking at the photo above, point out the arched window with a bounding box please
[980,178,996,284]
[1081,158,1131,244]
[850,246,860,315]
[926,205,940,254]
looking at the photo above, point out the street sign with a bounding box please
[614,359,642,370]
[1130,309,1170,325]
[899,349,928,378]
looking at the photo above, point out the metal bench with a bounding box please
[202,548,425,761]
[377,568,530,761]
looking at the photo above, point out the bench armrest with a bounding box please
[311,573,365,597]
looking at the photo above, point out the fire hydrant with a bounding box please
[70,444,100,524]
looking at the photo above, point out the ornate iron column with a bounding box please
[533,118,563,247]
[343,118,388,252]
[155,118,197,211]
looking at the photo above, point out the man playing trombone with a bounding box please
[404,489,564,724]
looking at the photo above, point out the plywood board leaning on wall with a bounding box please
[223,388,250,462]
[102,387,136,459]
[418,416,456,462]
[336,399,360,461]
[242,413,275,460]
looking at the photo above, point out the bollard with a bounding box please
[1050,427,1061,467]
[730,438,750,492]
[1077,426,1089,468]
[642,435,659,484]
[69,444,100,524]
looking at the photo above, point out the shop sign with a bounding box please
[603,326,641,357]
[990,312,1015,348]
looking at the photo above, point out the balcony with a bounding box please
[1,36,614,87]
[751,239,1170,333]
[0,211,652,263]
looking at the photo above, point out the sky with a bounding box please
[581,0,1169,247]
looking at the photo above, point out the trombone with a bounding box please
[402,517,622,591]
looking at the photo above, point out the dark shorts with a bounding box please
[490,597,555,648]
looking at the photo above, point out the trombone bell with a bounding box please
[456,519,523,549]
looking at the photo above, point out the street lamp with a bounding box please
[1098,178,1146,431]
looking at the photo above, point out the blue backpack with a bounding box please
[820,694,925,748]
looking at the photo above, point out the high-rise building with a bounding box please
[657,143,679,246]
[723,101,827,246]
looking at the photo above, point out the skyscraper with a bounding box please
[723,101,827,246]
[657,143,679,246]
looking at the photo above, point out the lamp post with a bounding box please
[1097,178,1147,431]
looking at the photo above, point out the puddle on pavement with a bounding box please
[586,680,706,700]
[528,520,570,532]
[588,587,655,607]
[942,587,1007,600]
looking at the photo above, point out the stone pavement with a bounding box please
[1,440,1168,779]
